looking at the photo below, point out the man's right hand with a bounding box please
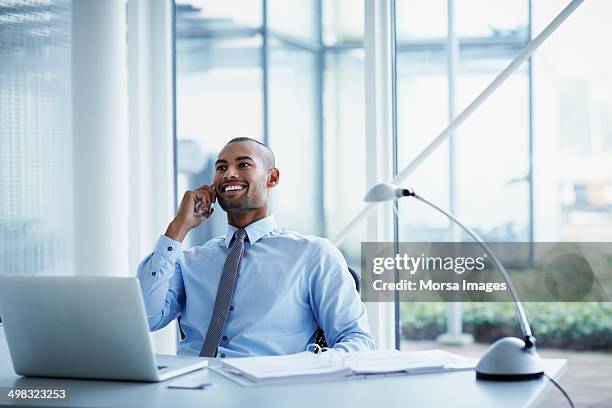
[165,185,216,242]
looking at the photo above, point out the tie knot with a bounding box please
[234,229,247,241]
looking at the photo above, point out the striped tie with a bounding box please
[200,229,247,357]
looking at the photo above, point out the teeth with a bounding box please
[224,185,244,192]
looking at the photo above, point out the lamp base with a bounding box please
[476,371,544,381]
[475,337,544,381]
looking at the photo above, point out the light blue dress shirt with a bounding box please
[137,215,375,358]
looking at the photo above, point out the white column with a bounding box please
[364,0,395,350]
[446,0,463,338]
[438,0,473,346]
[72,0,129,277]
[128,0,177,355]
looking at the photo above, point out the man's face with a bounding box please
[213,141,273,213]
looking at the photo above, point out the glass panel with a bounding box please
[455,61,530,241]
[175,4,263,246]
[396,51,450,241]
[323,49,366,265]
[268,41,320,234]
[455,0,528,40]
[176,0,261,30]
[396,0,530,352]
[528,5,612,404]
[533,0,612,242]
[396,4,530,242]
[0,0,73,276]
[176,37,263,151]
[323,0,364,46]
[268,0,318,44]
[396,0,447,41]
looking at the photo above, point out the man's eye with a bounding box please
[239,162,251,168]
[216,166,227,171]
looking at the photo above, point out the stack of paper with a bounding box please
[341,349,474,374]
[219,352,353,384]
[214,349,477,386]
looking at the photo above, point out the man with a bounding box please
[137,137,374,358]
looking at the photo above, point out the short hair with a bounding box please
[226,137,275,169]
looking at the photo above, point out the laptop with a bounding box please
[0,275,207,382]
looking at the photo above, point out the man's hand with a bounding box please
[165,185,216,242]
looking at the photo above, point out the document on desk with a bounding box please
[213,349,477,387]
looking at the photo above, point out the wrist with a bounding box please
[165,220,191,242]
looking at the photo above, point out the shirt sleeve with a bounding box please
[136,235,186,331]
[307,238,376,352]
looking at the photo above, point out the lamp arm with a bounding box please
[406,190,535,348]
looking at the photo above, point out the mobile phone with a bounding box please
[194,201,213,215]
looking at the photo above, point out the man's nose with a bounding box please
[224,167,239,180]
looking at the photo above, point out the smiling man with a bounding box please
[137,137,375,358]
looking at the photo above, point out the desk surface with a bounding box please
[0,328,565,408]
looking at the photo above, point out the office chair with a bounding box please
[177,266,361,347]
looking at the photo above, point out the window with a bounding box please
[175,0,366,256]
[393,6,612,404]
[175,1,264,245]
[174,3,611,374]
[0,1,73,277]
[532,0,612,242]
[396,0,530,244]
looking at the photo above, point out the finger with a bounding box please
[199,198,209,213]
[186,191,200,210]
[201,190,213,209]
[197,203,214,218]
[185,190,197,202]
[195,195,209,213]
[194,184,213,194]
[194,188,208,202]
[191,192,203,213]
[209,184,217,202]
[191,191,207,213]
[195,186,216,205]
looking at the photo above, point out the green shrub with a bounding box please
[400,302,612,351]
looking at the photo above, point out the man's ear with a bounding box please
[267,168,280,188]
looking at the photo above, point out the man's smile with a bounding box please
[220,182,248,196]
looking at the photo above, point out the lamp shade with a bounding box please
[363,183,401,202]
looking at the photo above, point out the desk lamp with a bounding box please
[364,182,544,380]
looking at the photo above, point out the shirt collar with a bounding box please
[224,215,278,248]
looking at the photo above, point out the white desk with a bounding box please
[0,328,565,408]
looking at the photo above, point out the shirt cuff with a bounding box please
[154,235,182,264]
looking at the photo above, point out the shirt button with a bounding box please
[220,354,226,358]
[229,306,234,311]
[222,336,228,341]
[152,272,156,276]
[167,246,173,251]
